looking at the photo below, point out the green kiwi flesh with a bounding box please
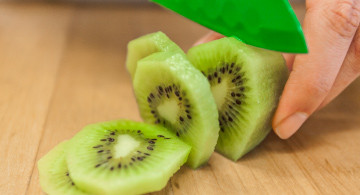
[66,120,191,195]
[187,37,288,161]
[126,31,184,80]
[38,141,88,195]
[133,51,219,168]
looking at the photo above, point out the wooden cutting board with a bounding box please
[0,3,359,194]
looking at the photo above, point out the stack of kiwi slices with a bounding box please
[38,32,288,195]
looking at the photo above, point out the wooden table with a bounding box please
[1,2,359,194]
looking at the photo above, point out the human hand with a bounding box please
[194,0,360,139]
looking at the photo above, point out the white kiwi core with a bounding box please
[114,135,140,159]
[156,99,179,124]
[211,78,229,110]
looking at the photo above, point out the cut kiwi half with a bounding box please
[133,51,219,168]
[66,120,190,195]
[126,31,184,80]
[187,37,288,161]
[38,141,88,195]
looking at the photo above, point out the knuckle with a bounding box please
[323,0,360,38]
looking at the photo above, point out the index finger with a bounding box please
[272,0,360,139]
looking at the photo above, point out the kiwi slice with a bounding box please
[66,120,191,195]
[133,51,219,168]
[187,37,288,161]
[126,31,184,79]
[38,141,88,195]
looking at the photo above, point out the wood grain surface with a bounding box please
[0,2,359,195]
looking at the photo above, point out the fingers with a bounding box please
[320,27,360,108]
[273,0,360,139]
[193,31,224,46]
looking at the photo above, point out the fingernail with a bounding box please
[275,112,308,139]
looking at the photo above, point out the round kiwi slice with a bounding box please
[133,51,219,168]
[187,37,288,161]
[66,120,191,195]
[38,141,88,195]
[126,31,184,80]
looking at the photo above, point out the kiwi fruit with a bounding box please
[38,141,88,195]
[133,51,219,168]
[66,120,191,195]
[126,31,184,80]
[187,37,288,161]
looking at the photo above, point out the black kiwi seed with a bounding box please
[66,172,69,176]
[93,145,103,148]
[175,91,180,97]
[179,116,184,122]
[185,110,190,113]
[147,97,151,103]
[214,72,218,77]
[137,130,141,133]
[221,128,224,132]
[221,67,225,73]
[228,117,233,122]
[100,139,107,141]
[229,69,233,74]
[118,163,122,168]
[158,86,163,92]
[186,105,190,108]
[95,164,101,168]
[148,140,155,144]
[176,132,180,137]
[137,157,143,161]
[178,97,182,101]
[236,93,241,97]
[240,87,245,91]
[151,110,155,114]
[187,115,192,119]
[151,138,157,140]
[137,151,142,153]
[231,63,235,68]
[131,157,135,162]
[157,135,164,137]
[231,92,235,97]
[110,167,114,171]
[108,138,115,142]
[107,156,112,160]
[110,132,115,135]
[236,100,242,104]
[155,119,160,124]
[147,146,153,150]
[72,182,75,186]
[150,93,155,98]
[228,105,233,109]
[207,75,212,80]
[98,150,104,153]
[218,77,221,83]
[144,153,150,156]
[165,137,171,139]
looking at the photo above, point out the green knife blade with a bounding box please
[151,0,308,53]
